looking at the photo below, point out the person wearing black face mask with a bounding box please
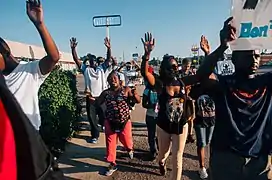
[141,33,201,180]
[70,37,116,144]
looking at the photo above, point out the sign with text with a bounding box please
[93,15,122,27]
[230,0,272,50]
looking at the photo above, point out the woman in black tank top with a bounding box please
[140,33,201,180]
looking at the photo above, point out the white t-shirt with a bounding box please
[84,66,105,97]
[4,61,49,130]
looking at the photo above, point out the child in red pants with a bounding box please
[96,71,141,176]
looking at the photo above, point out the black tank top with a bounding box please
[157,79,188,134]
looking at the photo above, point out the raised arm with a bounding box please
[197,17,236,78]
[200,35,211,56]
[105,38,111,62]
[132,60,141,71]
[117,62,126,72]
[140,32,155,86]
[70,37,82,70]
[102,37,113,71]
[181,17,236,86]
[26,0,60,75]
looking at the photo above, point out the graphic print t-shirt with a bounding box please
[156,78,187,135]
[190,84,216,128]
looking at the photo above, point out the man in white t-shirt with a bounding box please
[0,0,60,130]
[70,37,116,143]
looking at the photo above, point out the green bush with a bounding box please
[38,66,81,156]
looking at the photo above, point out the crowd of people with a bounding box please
[0,1,272,180]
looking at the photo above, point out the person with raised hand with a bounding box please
[141,32,199,180]
[70,36,116,143]
[197,17,272,180]
[188,35,216,179]
[0,0,60,130]
[200,35,211,56]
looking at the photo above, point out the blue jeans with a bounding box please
[145,115,158,153]
[195,126,214,148]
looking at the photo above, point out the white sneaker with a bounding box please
[128,150,134,159]
[199,167,208,179]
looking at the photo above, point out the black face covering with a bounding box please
[160,56,178,81]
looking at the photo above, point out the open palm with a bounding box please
[104,37,111,49]
[141,32,155,55]
[26,0,43,25]
[70,37,78,49]
[200,35,210,54]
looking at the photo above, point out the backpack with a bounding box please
[0,72,64,180]
[142,88,158,109]
[196,95,216,119]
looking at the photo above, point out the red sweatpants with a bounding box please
[105,120,133,165]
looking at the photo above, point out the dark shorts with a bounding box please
[210,150,272,180]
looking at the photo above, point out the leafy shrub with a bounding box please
[38,66,81,156]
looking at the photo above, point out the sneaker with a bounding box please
[89,138,98,144]
[199,167,208,179]
[186,134,195,143]
[105,164,117,176]
[159,162,167,176]
[128,150,134,159]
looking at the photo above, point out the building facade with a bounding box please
[5,39,76,71]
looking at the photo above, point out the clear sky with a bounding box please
[1,0,232,61]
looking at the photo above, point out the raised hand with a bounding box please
[70,37,78,49]
[220,17,237,46]
[104,37,111,49]
[141,32,155,55]
[200,35,210,55]
[26,0,43,25]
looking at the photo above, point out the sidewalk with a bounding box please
[58,113,111,180]
[58,75,112,180]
